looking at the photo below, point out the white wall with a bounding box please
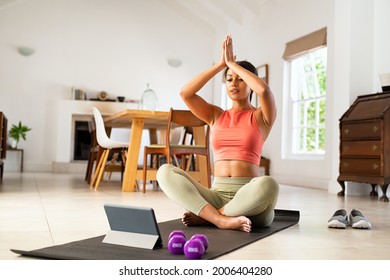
[215,0,390,194]
[218,0,335,189]
[0,0,215,171]
[373,0,390,88]
[1,0,389,196]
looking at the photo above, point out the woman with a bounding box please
[157,35,279,232]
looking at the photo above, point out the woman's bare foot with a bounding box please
[183,212,251,232]
[218,215,252,232]
[183,207,252,232]
[182,211,211,226]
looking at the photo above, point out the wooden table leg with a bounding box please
[122,118,144,192]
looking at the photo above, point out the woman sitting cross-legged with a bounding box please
[157,35,279,232]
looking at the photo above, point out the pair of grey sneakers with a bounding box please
[327,209,372,229]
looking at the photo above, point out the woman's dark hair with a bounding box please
[223,60,258,101]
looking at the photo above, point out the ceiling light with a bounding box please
[167,58,182,68]
[18,47,35,56]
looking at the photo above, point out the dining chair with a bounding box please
[260,156,270,175]
[142,108,211,193]
[90,107,131,191]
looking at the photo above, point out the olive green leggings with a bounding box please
[156,164,279,227]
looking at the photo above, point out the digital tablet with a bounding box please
[103,203,163,249]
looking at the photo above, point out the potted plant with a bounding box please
[8,121,31,149]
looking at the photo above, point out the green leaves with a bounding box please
[9,121,31,143]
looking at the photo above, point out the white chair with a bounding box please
[90,107,130,191]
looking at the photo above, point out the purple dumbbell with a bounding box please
[184,238,205,259]
[168,234,186,255]
[168,230,186,241]
[190,234,208,251]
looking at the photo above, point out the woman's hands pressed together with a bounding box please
[223,35,236,67]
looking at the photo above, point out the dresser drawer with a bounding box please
[340,158,382,176]
[341,121,381,140]
[341,140,382,157]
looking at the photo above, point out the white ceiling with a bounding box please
[159,0,271,36]
[0,0,279,36]
[0,0,272,15]
[0,0,20,9]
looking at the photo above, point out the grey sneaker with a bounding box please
[328,209,348,228]
[349,209,372,229]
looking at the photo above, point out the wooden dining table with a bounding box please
[103,109,209,192]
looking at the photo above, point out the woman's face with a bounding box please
[225,69,251,102]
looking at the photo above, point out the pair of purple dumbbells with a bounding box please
[167,230,208,259]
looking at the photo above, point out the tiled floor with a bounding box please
[1,171,390,260]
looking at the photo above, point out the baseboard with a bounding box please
[274,174,329,190]
[3,162,52,172]
[52,161,87,173]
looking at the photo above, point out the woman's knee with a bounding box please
[156,163,172,180]
[157,164,194,191]
[252,176,279,197]
[156,163,180,180]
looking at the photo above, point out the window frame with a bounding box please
[282,28,328,160]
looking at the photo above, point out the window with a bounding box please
[291,48,327,155]
[283,28,327,158]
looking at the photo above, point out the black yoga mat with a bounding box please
[11,209,299,260]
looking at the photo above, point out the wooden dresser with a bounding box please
[0,112,7,179]
[337,92,390,202]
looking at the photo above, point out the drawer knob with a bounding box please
[373,126,378,133]
[371,145,378,152]
[372,163,379,170]
[344,128,349,135]
[343,162,349,168]
[343,145,350,152]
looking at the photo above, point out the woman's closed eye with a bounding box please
[226,78,243,83]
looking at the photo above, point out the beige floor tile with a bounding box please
[1,171,390,261]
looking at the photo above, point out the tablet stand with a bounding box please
[103,230,161,249]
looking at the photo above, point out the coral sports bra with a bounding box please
[210,109,264,165]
